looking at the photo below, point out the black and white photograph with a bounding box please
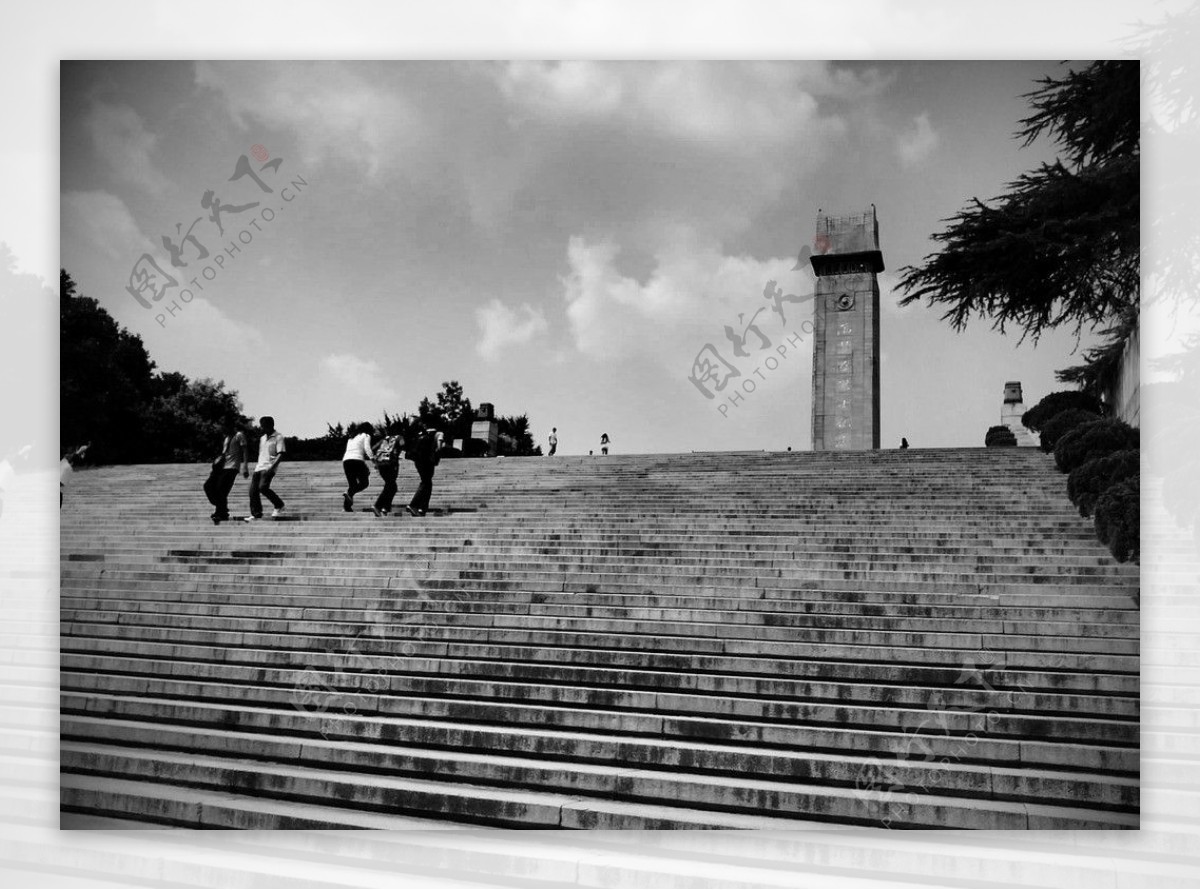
[0,0,1198,885]
[57,57,1141,830]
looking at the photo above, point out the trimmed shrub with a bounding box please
[1067,449,1139,517]
[985,425,1017,447]
[1039,409,1101,453]
[1094,476,1139,563]
[1054,418,1139,473]
[1022,390,1104,432]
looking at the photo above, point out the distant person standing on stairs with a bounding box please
[204,421,248,524]
[405,423,442,517]
[246,416,286,521]
[371,430,402,517]
[600,432,610,455]
[900,438,909,449]
[342,422,375,512]
[58,442,89,507]
[548,427,558,456]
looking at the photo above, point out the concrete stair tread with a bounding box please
[62,739,1136,829]
[63,712,1139,796]
[62,695,1139,774]
[61,448,1139,828]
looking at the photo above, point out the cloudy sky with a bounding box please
[61,60,1103,453]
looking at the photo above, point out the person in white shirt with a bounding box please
[58,442,89,507]
[548,427,558,456]
[246,416,286,520]
[342,421,375,512]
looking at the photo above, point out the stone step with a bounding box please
[58,566,1137,598]
[61,606,1138,657]
[59,740,1135,831]
[60,666,1137,745]
[61,620,1140,679]
[61,448,1138,829]
[61,636,1139,698]
[60,540,1137,569]
[60,717,1139,814]
[57,575,1138,613]
[57,590,1139,625]
[59,769,878,831]
[57,596,1138,641]
[61,653,1139,720]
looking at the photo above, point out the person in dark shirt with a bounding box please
[405,424,443,517]
[204,421,248,524]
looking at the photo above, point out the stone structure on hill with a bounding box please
[1001,381,1039,447]
[470,402,499,457]
[809,207,883,450]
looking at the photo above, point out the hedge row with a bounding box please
[1054,419,1139,474]
[1039,408,1101,453]
[1022,390,1103,432]
[1023,390,1139,565]
[1067,448,1139,518]
[1095,477,1139,564]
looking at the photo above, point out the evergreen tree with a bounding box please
[898,61,1138,346]
[496,414,543,456]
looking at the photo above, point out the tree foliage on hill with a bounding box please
[496,414,542,456]
[898,61,1138,348]
[418,380,474,445]
[1021,390,1104,432]
[306,382,542,459]
[60,270,250,464]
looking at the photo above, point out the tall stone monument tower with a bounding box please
[810,207,884,450]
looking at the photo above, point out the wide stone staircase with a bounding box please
[59,448,1139,829]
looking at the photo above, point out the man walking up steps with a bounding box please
[246,416,286,521]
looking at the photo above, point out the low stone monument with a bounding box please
[470,402,499,457]
[1001,382,1038,447]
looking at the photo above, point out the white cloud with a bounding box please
[896,112,939,165]
[475,299,548,361]
[149,295,267,365]
[498,61,625,118]
[494,61,862,154]
[86,103,172,197]
[318,353,397,403]
[61,189,154,260]
[476,62,872,244]
[60,190,270,373]
[560,230,815,372]
[194,61,424,180]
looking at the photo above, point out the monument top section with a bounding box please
[811,206,884,275]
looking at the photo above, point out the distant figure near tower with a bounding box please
[809,207,884,450]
